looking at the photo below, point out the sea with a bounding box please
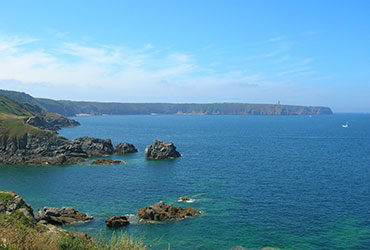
[0,114,369,249]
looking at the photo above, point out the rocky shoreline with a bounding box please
[0,128,180,165]
[1,190,201,230]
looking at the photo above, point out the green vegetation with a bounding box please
[0,210,146,250]
[0,192,13,206]
[0,115,54,140]
[0,94,45,117]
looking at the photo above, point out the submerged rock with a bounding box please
[137,201,200,222]
[91,159,126,165]
[144,140,181,160]
[105,215,130,228]
[36,207,93,225]
[115,142,138,154]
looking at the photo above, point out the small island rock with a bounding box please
[180,196,190,201]
[36,207,93,225]
[144,140,181,160]
[114,142,138,154]
[91,159,126,165]
[137,201,200,221]
[105,215,130,228]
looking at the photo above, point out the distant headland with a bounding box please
[0,89,333,117]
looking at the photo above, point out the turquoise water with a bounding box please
[1,114,369,249]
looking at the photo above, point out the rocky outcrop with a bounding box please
[137,201,200,221]
[91,159,126,165]
[114,142,138,154]
[0,129,115,165]
[72,137,114,157]
[0,190,34,220]
[25,115,80,131]
[36,207,93,225]
[105,216,130,228]
[144,140,181,160]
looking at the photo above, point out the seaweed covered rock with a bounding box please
[114,142,138,154]
[91,159,126,165]
[137,201,200,222]
[0,190,34,220]
[105,216,130,228]
[36,207,93,225]
[144,140,181,160]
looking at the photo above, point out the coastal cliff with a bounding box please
[0,94,112,165]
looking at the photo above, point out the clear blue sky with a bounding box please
[0,0,369,112]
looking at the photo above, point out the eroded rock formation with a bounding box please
[144,140,181,160]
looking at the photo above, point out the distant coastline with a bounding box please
[0,89,333,117]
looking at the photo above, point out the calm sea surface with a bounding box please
[1,114,369,249]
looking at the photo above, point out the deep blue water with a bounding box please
[1,114,369,249]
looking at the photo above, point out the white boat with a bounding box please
[342,122,349,128]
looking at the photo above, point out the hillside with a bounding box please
[0,94,111,166]
[0,94,45,117]
[0,89,333,116]
[0,93,79,131]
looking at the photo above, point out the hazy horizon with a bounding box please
[0,1,369,112]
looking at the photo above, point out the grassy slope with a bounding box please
[0,94,54,141]
[0,94,45,117]
[0,211,146,250]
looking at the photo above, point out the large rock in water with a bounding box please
[144,140,181,160]
[72,137,114,157]
[36,207,93,225]
[114,142,138,154]
[137,201,200,221]
[105,216,130,228]
[0,190,34,221]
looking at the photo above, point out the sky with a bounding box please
[0,1,369,112]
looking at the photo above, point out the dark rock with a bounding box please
[144,140,181,160]
[114,142,138,154]
[72,137,114,157]
[137,201,200,222]
[91,159,126,165]
[0,190,34,220]
[25,115,80,131]
[180,196,190,201]
[0,129,117,165]
[105,216,130,228]
[36,206,93,225]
